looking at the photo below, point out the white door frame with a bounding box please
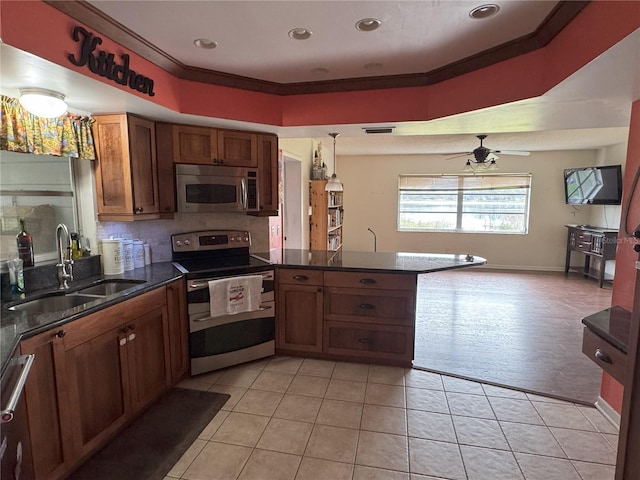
[283,155,303,249]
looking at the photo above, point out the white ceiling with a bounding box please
[1,1,639,156]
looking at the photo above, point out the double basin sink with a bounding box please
[8,279,146,315]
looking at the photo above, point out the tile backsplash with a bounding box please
[96,213,270,262]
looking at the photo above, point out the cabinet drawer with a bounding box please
[278,268,323,285]
[324,321,413,362]
[575,241,592,252]
[324,271,416,291]
[324,287,415,326]
[582,327,627,384]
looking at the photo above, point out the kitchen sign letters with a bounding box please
[68,26,155,97]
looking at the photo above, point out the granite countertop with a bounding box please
[252,249,487,274]
[582,305,632,353]
[1,262,183,378]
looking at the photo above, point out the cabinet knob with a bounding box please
[317,287,322,293]
[595,349,612,364]
[359,303,375,310]
[293,275,309,281]
[360,278,377,285]
[357,337,371,344]
[134,207,144,213]
[634,244,640,253]
[56,330,66,338]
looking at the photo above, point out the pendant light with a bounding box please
[19,87,68,118]
[325,132,343,192]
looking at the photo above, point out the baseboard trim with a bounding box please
[473,264,564,272]
[595,395,621,428]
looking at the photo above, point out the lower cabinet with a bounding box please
[276,269,324,352]
[19,284,186,480]
[166,278,189,382]
[276,268,417,365]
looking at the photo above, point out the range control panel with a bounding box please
[171,230,251,253]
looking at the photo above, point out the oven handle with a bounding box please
[189,272,273,290]
[1,353,35,423]
[192,303,273,322]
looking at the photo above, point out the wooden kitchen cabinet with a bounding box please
[19,287,171,477]
[276,269,324,353]
[172,124,257,167]
[249,134,279,215]
[20,329,70,480]
[323,271,416,364]
[166,278,190,382]
[92,113,160,221]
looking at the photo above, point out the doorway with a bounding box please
[283,155,303,249]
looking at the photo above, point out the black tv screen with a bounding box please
[564,165,623,205]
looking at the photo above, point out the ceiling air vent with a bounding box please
[363,127,395,134]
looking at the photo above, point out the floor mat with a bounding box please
[68,387,229,480]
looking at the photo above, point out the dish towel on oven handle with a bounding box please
[208,274,263,317]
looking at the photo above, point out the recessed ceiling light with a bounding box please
[469,4,500,19]
[288,28,312,40]
[356,18,382,32]
[310,67,329,76]
[193,38,218,49]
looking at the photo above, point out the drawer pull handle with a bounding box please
[358,337,371,344]
[359,303,375,310]
[293,275,309,281]
[56,330,66,338]
[595,349,612,364]
[360,278,377,285]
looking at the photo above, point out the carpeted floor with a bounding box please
[68,387,229,480]
[413,270,613,405]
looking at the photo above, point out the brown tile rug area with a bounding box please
[68,388,229,480]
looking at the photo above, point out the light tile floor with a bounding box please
[166,356,618,480]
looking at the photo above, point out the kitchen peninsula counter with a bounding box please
[252,249,487,273]
[257,249,486,366]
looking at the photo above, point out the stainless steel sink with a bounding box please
[8,294,99,315]
[74,280,145,296]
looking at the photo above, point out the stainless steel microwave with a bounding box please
[176,164,259,213]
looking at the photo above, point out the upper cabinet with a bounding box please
[92,114,160,221]
[250,134,279,216]
[172,125,257,167]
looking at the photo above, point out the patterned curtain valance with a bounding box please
[0,95,96,160]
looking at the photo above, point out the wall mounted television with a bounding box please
[564,165,623,205]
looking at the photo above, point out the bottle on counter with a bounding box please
[16,218,34,267]
[71,233,82,260]
[7,258,25,300]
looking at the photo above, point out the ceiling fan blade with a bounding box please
[494,150,531,156]
[443,152,472,160]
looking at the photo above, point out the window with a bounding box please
[398,174,532,234]
[0,152,79,265]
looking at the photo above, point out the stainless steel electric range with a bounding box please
[171,230,274,375]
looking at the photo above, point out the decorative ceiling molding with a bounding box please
[45,0,589,96]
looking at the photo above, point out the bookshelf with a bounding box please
[310,179,344,251]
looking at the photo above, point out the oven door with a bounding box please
[187,271,275,375]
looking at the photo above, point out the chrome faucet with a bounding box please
[56,223,74,289]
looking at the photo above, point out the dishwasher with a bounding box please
[1,349,35,480]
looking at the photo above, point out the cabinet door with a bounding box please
[256,135,279,214]
[65,326,131,461]
[277,284,323,352]
[93,114,133,215]
[167,279,189,383]
[127,306,171,412]
[20,330,69,480]
[128,115,159,215]
[217,130,257,167]
[172,125,218,164]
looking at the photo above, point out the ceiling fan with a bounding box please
[447,134,531,171]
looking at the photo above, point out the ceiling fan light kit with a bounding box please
[452,134,529,172]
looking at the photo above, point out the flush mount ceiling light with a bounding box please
[325,133,343,192]
[469,4,500,19]
[19,87,68,118]
[288,28,312,40]
[193,38,218,49]
[356,18,382,32]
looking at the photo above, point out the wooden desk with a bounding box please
[565,225,618,287]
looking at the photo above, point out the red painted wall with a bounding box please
[603,100,640,413]
[1,0,639,127]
